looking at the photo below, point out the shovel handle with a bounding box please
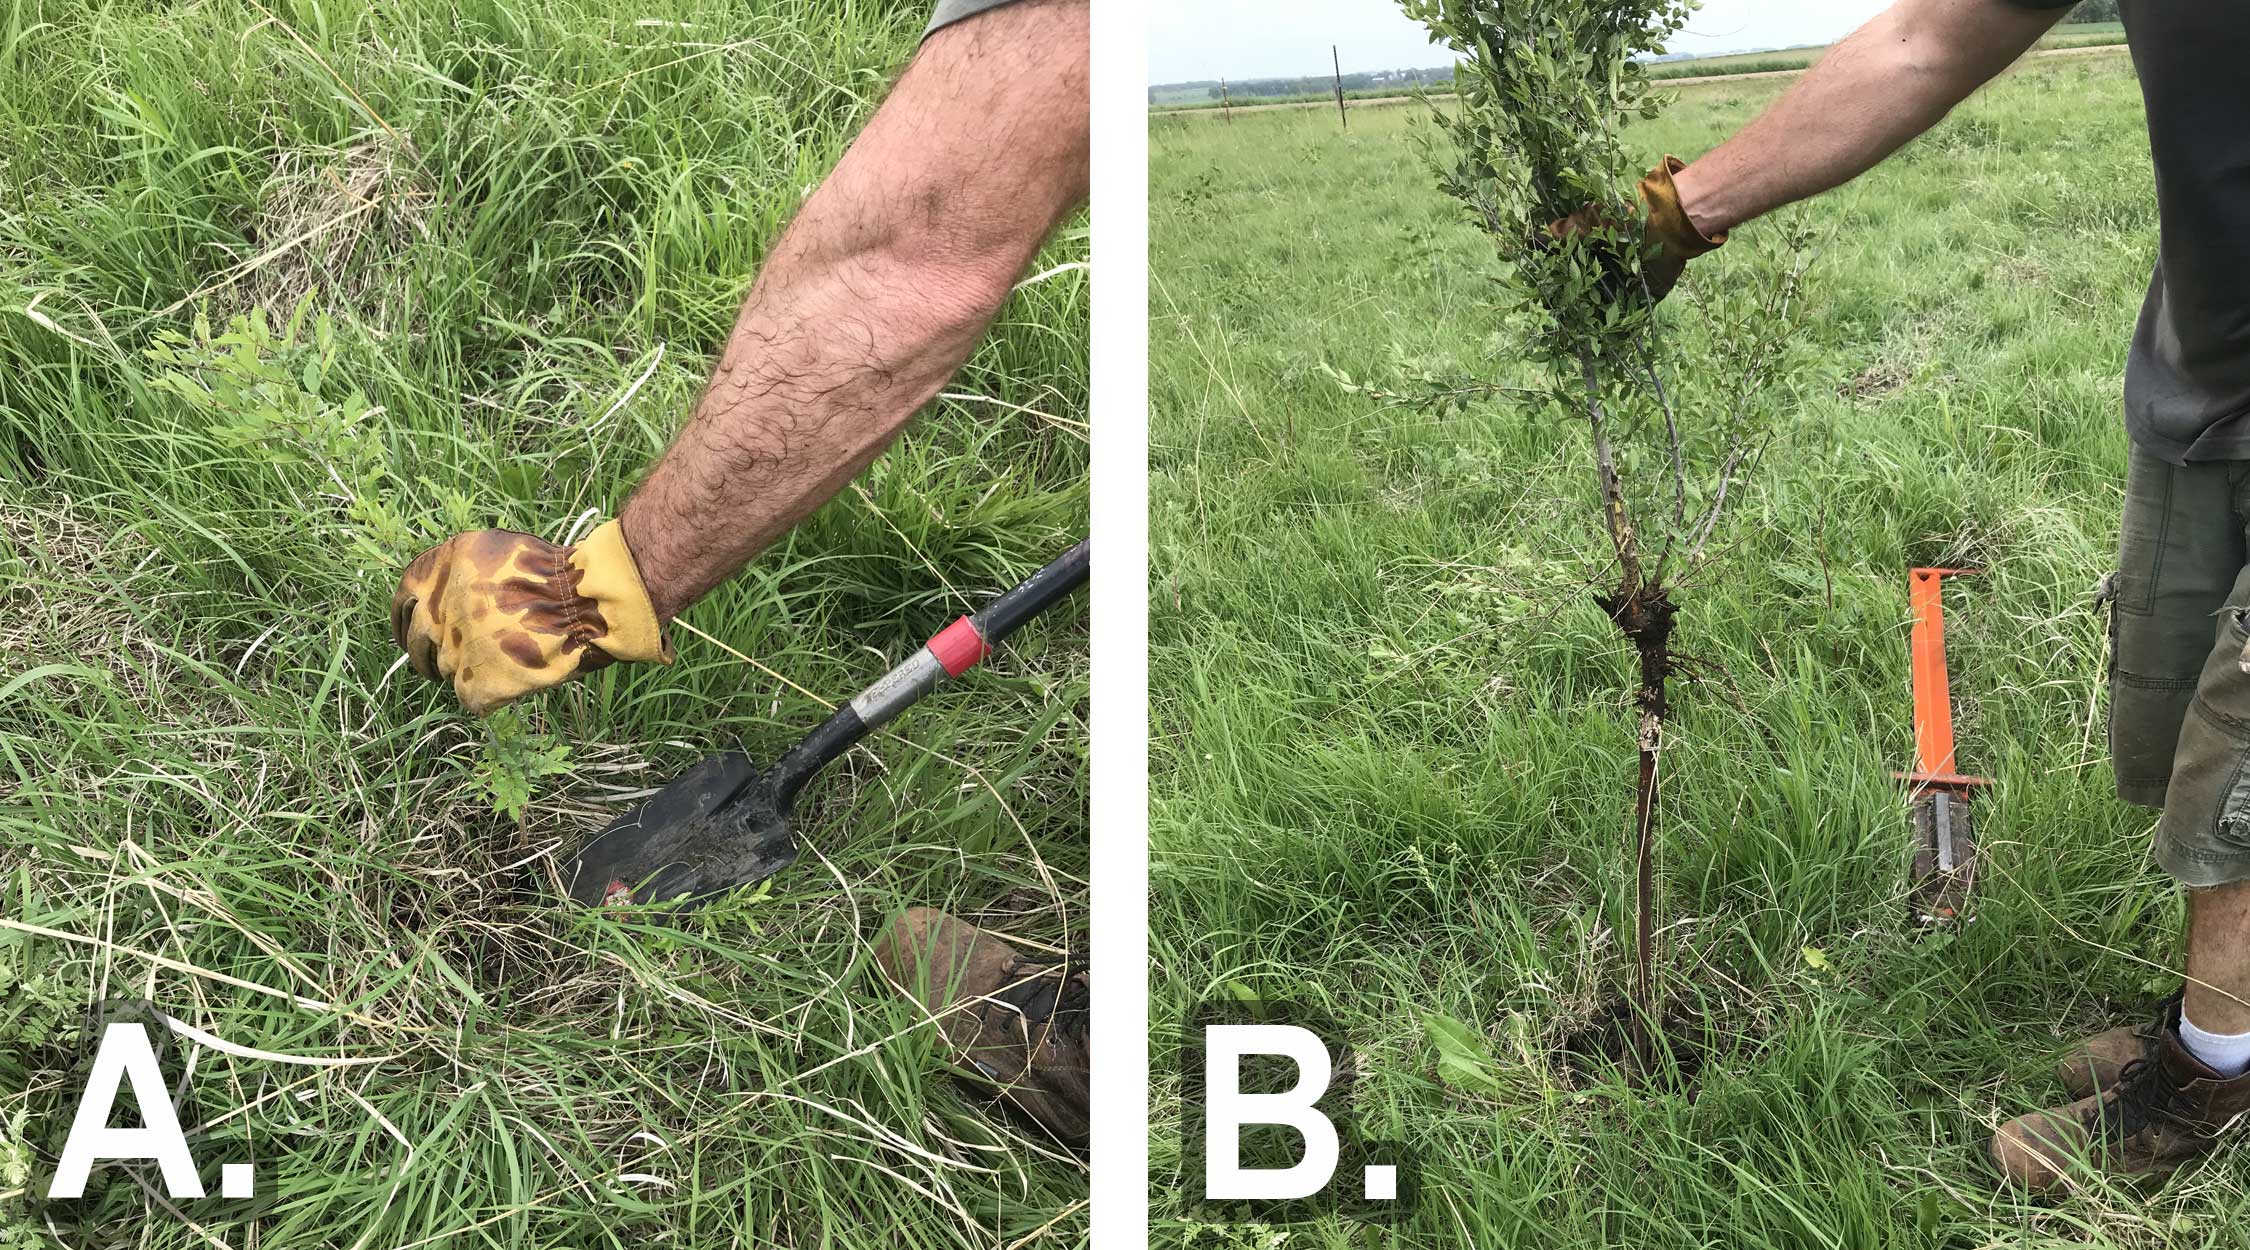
[767,540,1089,810]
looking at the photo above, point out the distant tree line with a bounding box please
[1151,2,2114,109]
[1153,65,1458,105]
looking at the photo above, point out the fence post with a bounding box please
[1221,77,1231,124]
[1333,45,1347,130]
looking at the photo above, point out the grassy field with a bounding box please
[1148,49,2238,1248]
[0,2,1087,1248]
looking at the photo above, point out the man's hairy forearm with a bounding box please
[1672,0,2065,237]
[622,0,1089,622]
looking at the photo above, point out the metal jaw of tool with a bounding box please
[1905,782,1983,924]
[1897,567,1988,925]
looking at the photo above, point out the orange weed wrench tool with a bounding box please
[1898,567,1990,923]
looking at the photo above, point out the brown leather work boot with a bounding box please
[874,907,1089,1151]
[2057,994,2179,1100]
[1993,1003,2250,1190]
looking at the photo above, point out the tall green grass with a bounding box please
[0,2,1087,1247]
[1150,54,2243,1246]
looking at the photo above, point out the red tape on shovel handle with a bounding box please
[928,616,988,677]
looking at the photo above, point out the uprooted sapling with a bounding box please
[1399,0,1807,1076]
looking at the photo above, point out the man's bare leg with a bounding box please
[621,0,1089,621]
[2184,881,2250,1040]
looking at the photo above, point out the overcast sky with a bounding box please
[1148,0,1896,84]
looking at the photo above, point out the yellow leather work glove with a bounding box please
[1546,155,1727,303]
[390,520,673,716]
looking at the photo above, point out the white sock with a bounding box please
[2178,1011,2250,1078]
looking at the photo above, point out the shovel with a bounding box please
[566,539,1090,909]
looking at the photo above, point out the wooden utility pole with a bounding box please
[1333,45,1348,129]
[1221,77,1232,124]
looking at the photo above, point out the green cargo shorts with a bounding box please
[2112,443,2250,887]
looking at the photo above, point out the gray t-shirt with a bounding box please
[927,0,1018,37]
[2011,1,2250,462]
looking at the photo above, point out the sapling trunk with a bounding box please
[1585,346,1674,1071]
[1602,578,1673,1068]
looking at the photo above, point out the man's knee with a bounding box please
[2154,620,2250,885]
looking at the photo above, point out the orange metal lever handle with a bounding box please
[1907,567,1986,786]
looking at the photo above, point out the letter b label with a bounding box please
[1184,1000,1412,1222]
[1203,1024,1339,1200]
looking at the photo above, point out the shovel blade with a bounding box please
[565,750,799,910]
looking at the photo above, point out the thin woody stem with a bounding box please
[1580,349,1642,598]
[1628,329,1685,583]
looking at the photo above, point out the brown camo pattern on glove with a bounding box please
[390,520,671,716]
